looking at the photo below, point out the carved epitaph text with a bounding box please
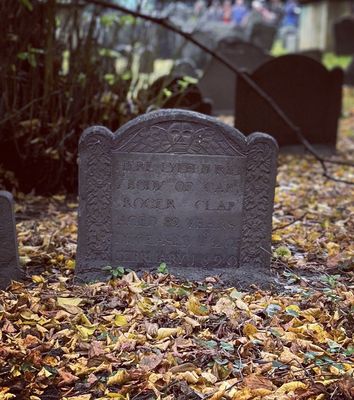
[0,191,22,288]
[77,110,278,286]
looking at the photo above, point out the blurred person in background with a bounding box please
[206,0,224,21]
[232,0,249,26]
[223,0,233,23]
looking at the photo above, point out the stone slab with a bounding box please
[0,191,22,289]
[334,16,354,56]
[76,109,278,287]
[235,54,343,152]
[199,39,272,114]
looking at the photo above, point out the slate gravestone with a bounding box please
[139,47,155,74]
[199,38,272,114]
[0,191,22,288]
[171,59,199,78]
[139,75,212,116]
[249,22,277,51]
[345,60,354,86]
[76,109,278,287]
[334,16,354,56]
[235,55,343,152]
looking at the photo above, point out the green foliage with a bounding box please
[157,262,168,274]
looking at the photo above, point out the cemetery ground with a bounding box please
[0,92,353,400]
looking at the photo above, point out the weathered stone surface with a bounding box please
[334,16,354,56]
[249,22,277,51]
[171,59,199,78]
[76,109,278,287]
[0,191,22,288]
[199,38,272,114]
[235,54,343,152]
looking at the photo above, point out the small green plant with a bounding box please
[157,262,168,274]
[102,265,126,279]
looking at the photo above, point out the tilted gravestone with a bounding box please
[333,16,354,56]
[0,191,22,288]
[171,59,199,78]
[76,109,278,287]
[235,55,343,152]
[199,38,272,114]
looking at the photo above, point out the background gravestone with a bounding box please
[138,47,155,74]
[235,55,343,152]
[333,16,354,56]
[0,191,22,289]
[333,16,354,87]
[171,59,199,79]
[139,75,212,116]
[76,109,278,287]
[199,38,272,114]
[248,22,277,51]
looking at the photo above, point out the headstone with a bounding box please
[333,16,354,56]
[345,60,354,86]
[139,75,212,116]
[0,191,22,288]
[139,47,155,74]
[171,59,199,78]
[249,22,277,51]
[199,39,272,114]
[235,55,343,152]
[76,109,278,287]
[181,23,245,69]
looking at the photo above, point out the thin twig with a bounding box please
[272,212,308,232]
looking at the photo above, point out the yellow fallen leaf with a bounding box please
[243,323,258,338]
[57,297,83,307]
[31,275,45,283]
[279,347,303,365]
[177,370,199,384]
[76,325,97,339]
[236,299,249,311]
[65,259,75,270]
[201,371,218,384]
[114,314,128,327]
[156,327,181,340]
[107,369,129,386]
[184,316,200,328]
[0,387,16,400]
[276,381,307,393]
[272,233,282,242]
[186,295,208,316]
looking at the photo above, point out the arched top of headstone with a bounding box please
[80,109,253,157]
[253,54,336,80]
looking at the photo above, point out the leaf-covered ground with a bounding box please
[0,89,353,400]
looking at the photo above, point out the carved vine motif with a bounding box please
[114,122,245,156]
[239,140,276,268]
[83,133,112,262]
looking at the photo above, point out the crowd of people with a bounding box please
[196,0,300,29]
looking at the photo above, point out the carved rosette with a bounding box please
[77,127,113,277]
[239,133,278,270]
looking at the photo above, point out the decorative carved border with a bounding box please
[76,127,113,280]
[239,133,278,269]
